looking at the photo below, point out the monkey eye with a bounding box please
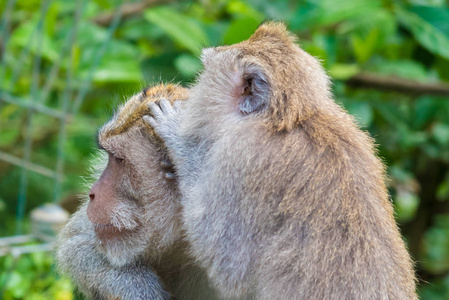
[107,152,125,164]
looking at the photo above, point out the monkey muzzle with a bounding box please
[92,222,123,241]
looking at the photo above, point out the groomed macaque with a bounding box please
[56,84,219,300]
[146,22,417,299]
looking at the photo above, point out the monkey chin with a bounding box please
[94,225,149,267]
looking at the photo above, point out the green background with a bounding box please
[1,0,449,299]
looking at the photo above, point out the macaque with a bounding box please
[146,22,417,299]
[56,84,219,300]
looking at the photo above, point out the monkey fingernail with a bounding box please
[148,102,163,117]
[160,98,173,114]
[161,159,173,169]
[164,172,176,181]
[143,116,156,127]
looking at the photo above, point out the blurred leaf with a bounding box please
[227,0,264,21]
[413,96,440,128]
[224,17,261,44]
[144,6,208,55]
[0,197,5,212]
[247,0,295,21]
[102,40,140,59]
[328,64,360,80]
[8,21,59,61]
[174,54,202,78]
[77,22,108,46]
[438,180,449,201]
[91,59,142,83]
[396,7,449,59]
[410,0,446,6]
[432,123,449,146]
[0,104,19,120]
[203,21,229,46]
[419,273,449,300]
[410,5,449,35]
[394,190,420,222]
[422,215,449,273]
[93,0,112,9]
[437,169,449,201]
[118,18,162,41]
[369,59,428,81]
[142,52,182,83]
[0,129,20,147]
[351,29,379,63]
[435,57,449,81]
[304,33,337,66]
[293,0,382,29]
[45,2,60,37]
[6,271,30,298]
[345,101,373,128]
[77,36,142,84]
[339,9,396,42]
[390,165,416,183]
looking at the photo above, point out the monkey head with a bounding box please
[187,22,335,138]
[86,84,188,267]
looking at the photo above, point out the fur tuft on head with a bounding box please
[100,84,189,142]
[249,21,297,45]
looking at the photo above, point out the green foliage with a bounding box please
[0,252,73,300]
[144,6,208,55]
[397,6,449,59]
[1,0,449,298]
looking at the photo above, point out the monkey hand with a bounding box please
[144,98,182,148]
[161,158,177,181]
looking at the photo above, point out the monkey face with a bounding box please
[84,86,186,267]
[87,151,140,241]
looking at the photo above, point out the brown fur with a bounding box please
[56,84,219,300]
[148,22,417,299]
[103,83,188,140]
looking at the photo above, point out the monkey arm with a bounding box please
[56,206,173,300]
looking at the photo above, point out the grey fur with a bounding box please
[56,204,172,300]
[56,86,221,300]
[147,22,417,300]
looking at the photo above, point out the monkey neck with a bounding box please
[147,238,191,274]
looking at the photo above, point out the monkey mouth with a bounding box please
[92,222,133,241]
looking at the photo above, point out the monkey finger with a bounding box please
[148,102,163,119]
[160,159,173,169]
[159,98,174,114]
[164,172,176,181]
[143,116,157,129]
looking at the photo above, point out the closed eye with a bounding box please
[107,152,125,164]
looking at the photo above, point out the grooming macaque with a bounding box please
[56,84,219,300]
[147,22,417,299]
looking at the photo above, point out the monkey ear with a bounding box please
[238,70,270,115]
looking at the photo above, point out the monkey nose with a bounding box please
[89,193,95,201]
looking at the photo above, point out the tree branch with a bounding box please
[346,72,449,96]
[92,0,173,26]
